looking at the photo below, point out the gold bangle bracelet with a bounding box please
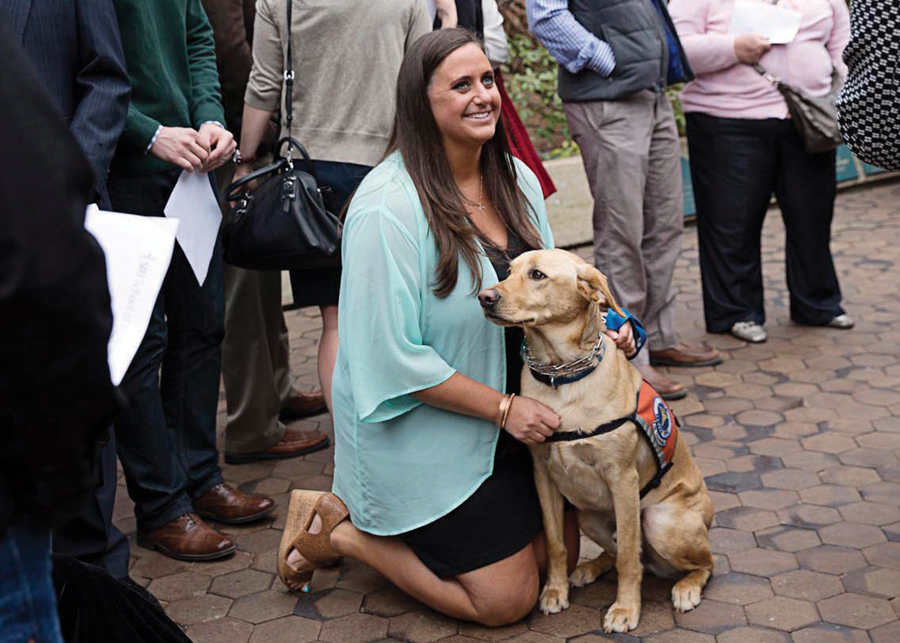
[495,393,512,429]
[500,393,516,430]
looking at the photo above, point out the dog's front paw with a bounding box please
[671,580,703,612]
[539,584,570,614]
[603,601,640,633]
[569,561,601,588]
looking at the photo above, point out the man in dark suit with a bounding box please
[0,26,121,642]
[0,0,131,578]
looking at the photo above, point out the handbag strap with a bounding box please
[753,63,781,87]
[284,0,295,139]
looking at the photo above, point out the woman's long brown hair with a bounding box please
[384,28,544,298]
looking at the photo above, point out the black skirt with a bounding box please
[400,430,542,578]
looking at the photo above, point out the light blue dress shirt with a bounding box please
[527,0,617,77]
[331,152,554,536]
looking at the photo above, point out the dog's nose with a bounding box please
[478,289,501,308]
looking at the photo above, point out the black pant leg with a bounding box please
[53,433,130,579]
[686,113,778,332]
[773,123,845,325]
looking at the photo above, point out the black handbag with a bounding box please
[754,64,844,155]
[222,0,341,270]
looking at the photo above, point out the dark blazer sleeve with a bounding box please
[71,0,131,198]
[0,27,121,533]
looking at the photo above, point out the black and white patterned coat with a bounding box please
[837,0,900,170]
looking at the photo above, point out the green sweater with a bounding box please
[111,0,225,176]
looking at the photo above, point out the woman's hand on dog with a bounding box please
[605,322,636,358]
[505,397,561,445]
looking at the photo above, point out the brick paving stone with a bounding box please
[708,491,742,513]
[673,598,746,633]
[739,489,801,511]
[147,571,211,602]
[727,455,782,474]
[185,617,254,643]
[802,433,858,454]
[314,588,364,618]
[387,610,459,642]
[529,604,605,638]
[229,589,298,624]
[821,466,882,487]
[495,631,566,643]
[628,598,676,637]
[703,572,773,606]
[165,593,232,625]
[861,482,900,505]
[819,593,896,629]
[872,621,900,643]
[779,504,843,529]
[718,626,792,643]
[771,570,844,602]
[209,568,274,599]
[748,438,802,457]
[819,522,887,548]
[756,525,821,552]
[248,615,322,643]
[319,613,389,643]
[797,545,869,575]
[782,450,840,471]
[458,621,530,640]
[863,542,900,570]
[791,623,871,643]
[709,528,757,555]
[745,597,820,632]
[235,528,283,555]
[643,630,715,643]
[729,548,799,577]
[362,587,423,617]
[839,449,899,468]
[716,507,779,532]
[842,567,900,599]
[569,578,618,609]
[839,501,900,526]
[799,485,863,507]
[760,469,821,490]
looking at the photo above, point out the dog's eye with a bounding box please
[530,269,547,281]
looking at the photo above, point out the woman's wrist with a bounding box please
[495,393,516,430]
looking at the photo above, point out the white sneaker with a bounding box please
[730,321,768,343]
[826,314,855,329]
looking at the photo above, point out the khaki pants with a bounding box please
[563,91,683,364]
[216,161,292,454]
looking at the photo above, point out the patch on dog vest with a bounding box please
[633,380,679,498]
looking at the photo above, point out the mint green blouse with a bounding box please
[331,152,554,536]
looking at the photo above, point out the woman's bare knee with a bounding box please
[472,583,538,626]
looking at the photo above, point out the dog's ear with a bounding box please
[577,264,625,316]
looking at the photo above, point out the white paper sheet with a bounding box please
[163,170,221,287]
[85,206,179,385]
[729,1,802,45]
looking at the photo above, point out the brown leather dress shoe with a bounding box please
[224,428,330,465]
[637,364,688,401]
[137,513,235,561]
[280,389,327,420]
[649,341,723,368]
[193,483,277,524]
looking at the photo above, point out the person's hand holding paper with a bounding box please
[729,0,802,45]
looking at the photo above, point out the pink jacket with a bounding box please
[669,0,850,120]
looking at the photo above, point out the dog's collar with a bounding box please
[524,332,606,389]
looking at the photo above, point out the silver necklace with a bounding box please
[477,174,485,210]
[523,332,607,380]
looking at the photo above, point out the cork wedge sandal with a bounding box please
[278,490,349,592]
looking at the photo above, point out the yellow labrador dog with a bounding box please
[478,249,714,633]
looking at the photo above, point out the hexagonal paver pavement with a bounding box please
[112,180,900,641]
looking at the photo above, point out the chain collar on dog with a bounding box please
[524,332,606,389]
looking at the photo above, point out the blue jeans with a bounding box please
[0,523,63,643]
[107,170,225,532]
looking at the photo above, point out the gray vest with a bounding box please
[559,0,669,102]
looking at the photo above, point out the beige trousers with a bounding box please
[563,91,683,364]
[216,161,292,454]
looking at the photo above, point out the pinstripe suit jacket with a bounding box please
[1,0,131,199]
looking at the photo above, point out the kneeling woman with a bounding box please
[278,28,639,626]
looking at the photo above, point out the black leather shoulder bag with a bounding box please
[222,0,341,270]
